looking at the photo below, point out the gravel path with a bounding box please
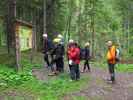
[64,67,133,100]
[32,65,133,100]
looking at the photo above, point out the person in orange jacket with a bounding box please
[107,41,116,83]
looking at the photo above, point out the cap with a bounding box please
[43,34,48,38]
[69,39,74,43]
[53,38,61,43]
[57,34,63,39]
[85,42,90,47]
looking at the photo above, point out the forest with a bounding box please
[0,0,133,100]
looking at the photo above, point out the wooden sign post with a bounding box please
[14,20,33,71]
[15,22,21,71]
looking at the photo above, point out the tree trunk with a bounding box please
[46,0,56,34]
[127,17,130,55]
[91,0,95,58]
[8,0,21,71]
[43,0,46,34]
[66,0,73,42]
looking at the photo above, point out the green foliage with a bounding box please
[19,74,89,100]
[21,58,42,72]
[0,52,43,88]
[72,96,87,100]
[0,62,89,100]
[93,62,133,72]
[116,64,133,72]
[0,0,133,59]
[129,46,133,56]
[0,64,34,87]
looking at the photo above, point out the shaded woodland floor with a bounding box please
[64,67,133,100]
[32,65,133,100]
[0,63,133,100]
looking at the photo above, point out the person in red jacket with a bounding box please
[67,41,80,81]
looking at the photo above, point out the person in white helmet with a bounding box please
[51,38,65,74]
[42,33,53,69]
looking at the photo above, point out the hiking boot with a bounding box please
[106,79,116,84]
[76,79,80,81]
[69,80,73,82]
[48,72,56,76]
[55,71,60,75]
[88,70,91,72]
[81,70,85,73]
[106,78,112,81]
[112,80,116,84]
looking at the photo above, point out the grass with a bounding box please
[116,64,133,72]
[0,49,43,68]
[19,74,89,100]
[72,96,87,100]
[0,57,90,100]
[92,61,133,72]
[0,72,90,100]
[0,51,133,100]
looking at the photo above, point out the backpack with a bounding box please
[80,48,86,60]
[115,48,120,62]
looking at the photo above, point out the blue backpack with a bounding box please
[80,48,86,60]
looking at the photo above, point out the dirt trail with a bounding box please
[1,65,133,100]
[64,67,133,100]
[32,65,133,100]
[32,67,49,81]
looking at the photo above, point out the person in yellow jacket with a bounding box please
[107,41,116,83]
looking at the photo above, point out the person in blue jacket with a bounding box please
[81,42,91,72]
[42,34,54,68]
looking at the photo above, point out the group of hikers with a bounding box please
[42,33,120,84]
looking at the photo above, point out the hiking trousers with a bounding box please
[44,53,50,67]
[55,57,64,72]
[83,59,90,71]
[69,64,80,80]
[108,63,115,82]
